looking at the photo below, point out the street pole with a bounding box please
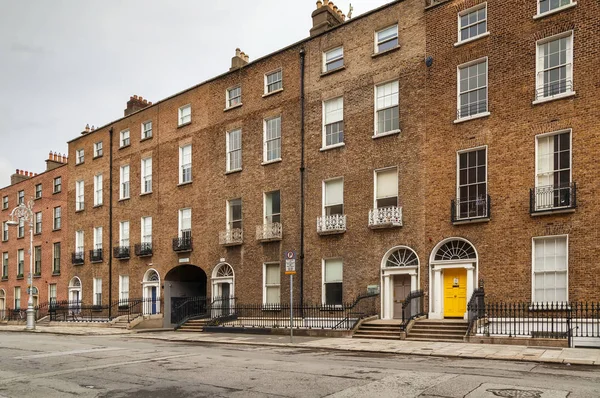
[26,218,34,330]
[290,274,293,343]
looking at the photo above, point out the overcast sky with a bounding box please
[0,0,391,188]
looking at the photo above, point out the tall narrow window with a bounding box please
[94,174,103,206]
[375,168,398,208]
[458,59,488,119]
[49,284,57,304]
[227,199,242,230]
[226,86,242,108]
[76,149,84,164]
[119,275,129,302]
[179,145,192,183]
[323,47,344,72]
[375,25,398,53]
[375,81,399,135]
[76,180,84,211]
[17,190,24,205]
[120,165,130,199]
[93,226,103,250]
[17,249,24,277]
[34,246,41,275]
[14,287,21,309]
[264,117,281,162]
[53,207,61,230]
[34,212,42,234]
[53,177,62,193]
[179,208,192,238]
[265,69,282,94]
[264,263,281,305]
[35,184,42,199]
[17,218,24,238]
[226,129,242,172]
[94,141,103,158]
[120,221,130,248]
[2,252,8,278]
[93,278,102,305]
[141,216,152,244]
[142,121,153,139]
[323,97,344,148]
[52,242,61,274]
[457,148,487,219]
[120,129,130,148]
[533,236,568,302]
[323,259,343,305]
[264,191,281,224]
[141,157,152,194]
[535,131,571,210]
[178,104,191,126]
[324,178,344,216]
[75,230,84,256]
[535,32,573,100]
[1,222,7,241]
[2,196,8,209]
[458,4,487,43]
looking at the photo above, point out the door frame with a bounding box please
[142,268,161,315]
[380,246,420,320]
[442,268,468,318]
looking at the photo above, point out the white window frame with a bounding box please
[94,174,103,206]
[456,146,488,219]
[374,24,398,54]
[119,221,130,247]
[141,157,152,194]
[76,149,84,164]
[456,57,489,122]
[93,278,102,306]
[119,275,129,302]
[178,104,191,126]
[53,206,61,230]
[35,184,42,199]
[179,145,192,184]
[322,258,343,306]
[374,167,399,209]
[323,46,344,73]
[533,31,574,104]
[17,190,24,204]
[75,180,84,211]
[2,196,7,209]
[535,0,576,19]
[374,80,400,136]
[14,287,20,309]
[17,249,24,276]
[226,129,242,172]
[141,216,152,244]
[322,96,344,149]
[2,252,7,277]
[93,226,103,250]
[75,230,84,254]
[263,116,282,163]
[1,222,7,241]
[226,86,242,109]
[532,235,569,303]
[264,69,283,94]
[120,165,130,199]
[48,283,57,303]
[227,198,243,230]
[34,211,42,234]
[456,3,488,45]
[94,141,103,158]
[142,120,153,139]
[120,129,130,148]
[178,208,192,237]
[534,129,572,210]
[264,190,281,224]
[263,262,281,305]
[52,242,60,273]
[53,177,62,193]
[322,177,344,216]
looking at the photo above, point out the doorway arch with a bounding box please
[429,238,478,319]
[142,268,161,315]
[164,264,207,326]
[211,263,235,316]
[380,246,420,320]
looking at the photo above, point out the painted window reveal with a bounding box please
[533,236,568,302]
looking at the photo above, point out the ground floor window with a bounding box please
[533,236,567,302]
[93,278,102,306]
[323,259,343,305]
[263,263,280,305]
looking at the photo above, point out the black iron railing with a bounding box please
[535,78,573,100]
[171,296,209,326]
[113,246,130,259]
[400,290,425,331]
[89,249,103,263]
[72,252,84,265]
[172,236,192,252]
[456,99,487,119]
[34,297,161,323]
[135,243,153,257]
[451,194,490,223]
[466,287,486,335]
[530,183,576,214]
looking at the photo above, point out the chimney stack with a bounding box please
[10,169,32,185]
[310,0,345,37]
[230,48,250,71]
[46,150,68,171]
[124,95,152,116]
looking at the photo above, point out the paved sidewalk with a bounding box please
[2,324,599,366]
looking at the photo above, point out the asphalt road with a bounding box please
[0,332,598,397]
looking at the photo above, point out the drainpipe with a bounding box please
[108,127,114,318]
[299,48,306,306]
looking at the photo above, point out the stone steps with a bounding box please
[406,320,468,342]
[178,319,211,332]
[353,321,402,340]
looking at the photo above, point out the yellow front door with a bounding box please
[443,268,467,318]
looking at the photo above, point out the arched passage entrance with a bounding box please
[164,264,207,327]
[380,246,420,320]
[429,238,478,319]
[142,269,161,315]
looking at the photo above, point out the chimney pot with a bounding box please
[133,95,138,99]
[316,0,322,8]
[149,101,153,105]
[329,2,334,10]
[236,48,241,56]
[139,96,143,101]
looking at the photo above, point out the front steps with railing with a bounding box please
[178,318,211,332]
[405,319,468,342]
[353,319,402,340]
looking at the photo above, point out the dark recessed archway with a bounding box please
[164,264,208,326]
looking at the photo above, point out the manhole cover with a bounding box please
[487,389,543,398]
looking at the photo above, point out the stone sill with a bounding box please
[530,208,576,217]
[320,66,346,77]
[372,129,401,139]
[119,144,131,150]
[454,32,490,48]
[369,222,402,230]
[317,229,346,236]
[224,103,242,112]
[221,242,243,247]
[177,121,192,129]
[372,45,400,58]
[225,169,242,175]
[140,135,153,143]
[454,112,490,124]
[452,217,490,225]
[533,2,577,20]
[178,181,193,187]
[261,159,282,166]
[262,88,283,98]
[140,191,152,197]
[532,92,576,105]
[320,143,345,152]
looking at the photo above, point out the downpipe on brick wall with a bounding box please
[108,127,114,318]
[299,47,306,308]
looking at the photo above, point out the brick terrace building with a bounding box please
[63,0,599,326]
[0,154,69,317]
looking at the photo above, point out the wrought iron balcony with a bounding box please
[368,206,402,229]
[535,77,573,101]
[113,246,130,259]
[219,228,243,246]
[172,236,193,252]
[451,194,491,223]
[135,242,153,257]
[256,223,282,242]
[89,249,103,263]
[456,99,487,119]
[317,214,346,235]
[530,183,576,215]
[72,252,84,265]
